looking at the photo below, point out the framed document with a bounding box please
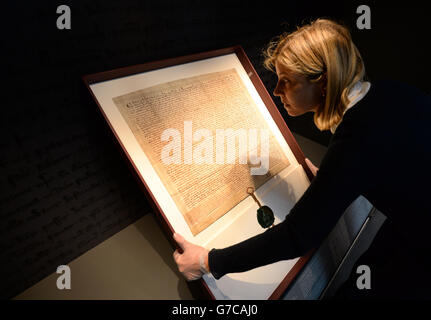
[83,46,315,299]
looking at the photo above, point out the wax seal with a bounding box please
[247,187,275,229]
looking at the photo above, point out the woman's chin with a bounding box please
[285,106,299,116]
[285,105,307,117]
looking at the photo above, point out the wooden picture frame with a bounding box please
[82,45,315,299]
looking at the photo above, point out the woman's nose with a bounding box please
[273,84,281,97]
[273,82,280,96]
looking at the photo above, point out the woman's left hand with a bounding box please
[305,158,319,176]
[173,233,210,281]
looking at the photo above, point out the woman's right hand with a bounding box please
[305,158,319,176]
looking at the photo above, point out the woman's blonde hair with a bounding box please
[263,18,365,131]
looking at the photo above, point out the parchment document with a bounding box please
[113,69,290,235]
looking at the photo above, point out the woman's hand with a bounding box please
[305,158,319,176]
[173,233,210,281]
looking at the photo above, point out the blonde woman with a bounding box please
[173,18,431,299]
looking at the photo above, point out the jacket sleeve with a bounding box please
[209,133,367,280]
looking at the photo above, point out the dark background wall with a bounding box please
[1,0,428,299]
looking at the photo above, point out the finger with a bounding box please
[305,157,313,168]
[173,233,187,251]
[305,158,318,175]
[173,249,180,262]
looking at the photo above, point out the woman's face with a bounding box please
[273,60,325,117]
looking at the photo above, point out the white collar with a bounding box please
[330,81,371,134]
